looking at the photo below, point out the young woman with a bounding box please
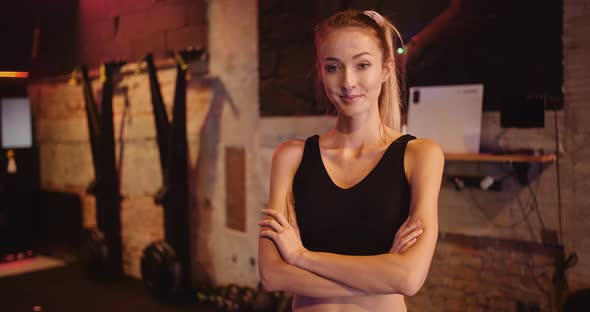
[258,10,444,311]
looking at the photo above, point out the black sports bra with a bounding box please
[292,134,416,255]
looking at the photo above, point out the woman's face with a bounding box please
[317,27,389,118]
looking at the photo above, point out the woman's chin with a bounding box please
[334,107,372,119]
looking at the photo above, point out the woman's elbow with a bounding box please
[258,262,285,292]
[259,270,278,292]
[400,270,427,296]
[260,276,276,292]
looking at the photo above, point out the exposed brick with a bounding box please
[80,40,105,68]
[79,0,108,22]
[454,266,479,280]
[39,143,93,191]
[120,196,164,278]
[104,0,154,17]
[101,38,133,63]
[147,3,189,33]
[563,0,590,291]
[445,298,466,312]
[488,297,517,311]
[187,0,208,25]
[130,31,167,60]
[30,60,212,279]
[80,17,116,46]
[445,244,482,257]
[117,9,153,39]
[408,235,556,312]
[166,25,207,52]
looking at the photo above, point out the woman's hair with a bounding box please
[314,10,403,132]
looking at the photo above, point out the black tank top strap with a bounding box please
[302,134,319,163]
[395,133,417,144]
[391,134,417,155]
[398,134,417,156]
[375,133,417,164]
[391,134,416,186]
[295,134,321,176]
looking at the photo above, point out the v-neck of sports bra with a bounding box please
[315,134,409,191]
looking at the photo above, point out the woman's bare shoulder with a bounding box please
[406,137,443,153]
[271,139,307,173]
[405,137,445,171]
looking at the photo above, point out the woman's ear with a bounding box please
[382,60,394,83]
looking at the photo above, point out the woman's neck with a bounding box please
[330,111,395,148]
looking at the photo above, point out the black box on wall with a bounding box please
[500,95,545,128]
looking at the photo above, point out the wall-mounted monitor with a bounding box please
[1,97,33,149]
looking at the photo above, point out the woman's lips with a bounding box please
[339,95,362,104]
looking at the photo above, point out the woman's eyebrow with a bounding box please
[352,52,372,59]
[323,52,372,62]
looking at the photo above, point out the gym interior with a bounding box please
[1,1,589,311]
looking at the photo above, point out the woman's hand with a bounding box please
[258,209,307,265]
[389,217,423,254]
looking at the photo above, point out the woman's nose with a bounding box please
[341,69,356,92]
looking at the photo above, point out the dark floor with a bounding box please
[0,262,218,312]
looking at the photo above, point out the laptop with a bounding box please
[406,84,484,154]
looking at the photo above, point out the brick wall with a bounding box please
[30,0,264,287]
[79,0,207,67]
[407,233,560,311]
[562,0,590,291]
[29,62,213,278]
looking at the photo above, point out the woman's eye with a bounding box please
[324,64,340,72]
[358,63,370,70]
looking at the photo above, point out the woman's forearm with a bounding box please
[259,237,369,298]
[262,259,373,298]
[293,251,416,296]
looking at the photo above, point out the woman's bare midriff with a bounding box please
[292,294,407,312]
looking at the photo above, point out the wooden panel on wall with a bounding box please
[225,146,246,232]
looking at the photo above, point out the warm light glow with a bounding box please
[0,71,29,78]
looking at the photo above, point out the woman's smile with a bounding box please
[339,94,363,104]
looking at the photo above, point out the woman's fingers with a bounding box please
[262,209,290,228]
[257,219,284,233]
[400,228,423,246]
[399,238,417,253]
[394,218,419,240]
[394,217,411,240]
[393,228,423,253]
[259,228,277,240]
[400,220,421,237]
[392,219,421,249]
[391,227,424,253]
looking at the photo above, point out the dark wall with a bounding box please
[0,0,80,79]
[405,0,564,111]
[0,148,40,255]
[78,0,207,68]
[259,0,563,116]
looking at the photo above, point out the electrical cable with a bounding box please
[467,175,537,229]
[527,182,546,229]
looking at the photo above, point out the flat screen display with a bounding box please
[1,97,33,149]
